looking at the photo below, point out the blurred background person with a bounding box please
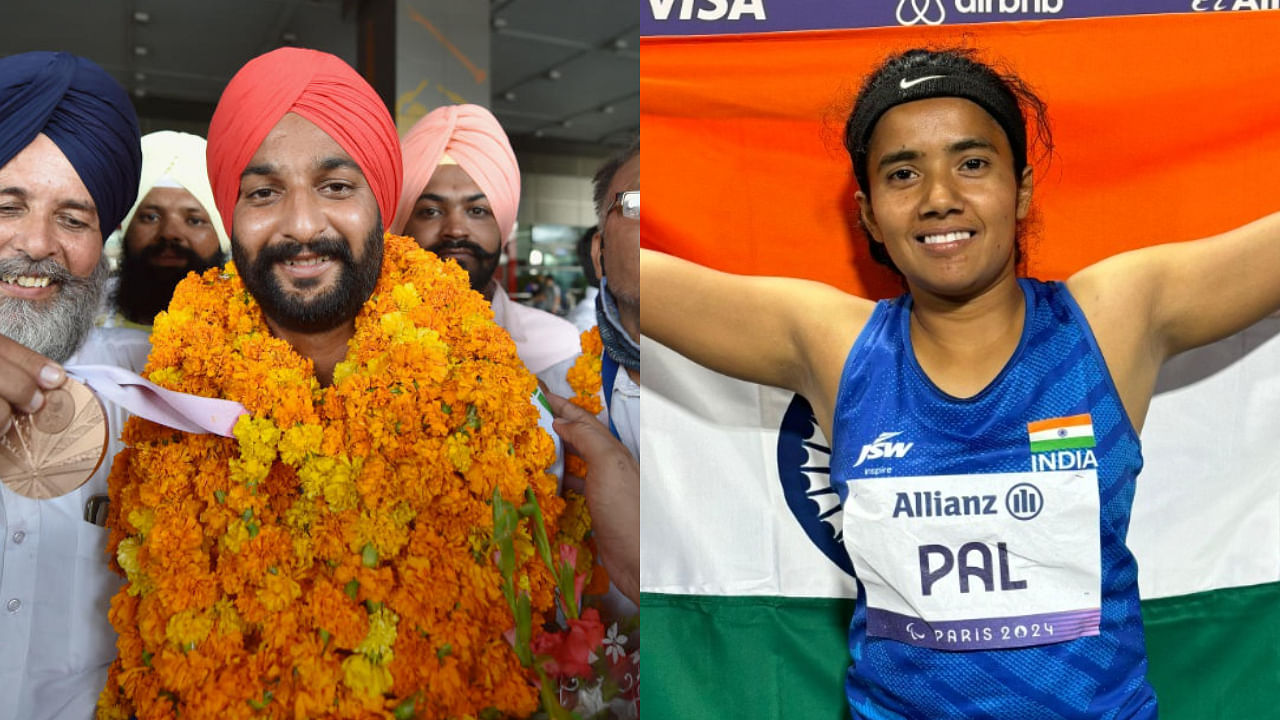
[567,225,600,333]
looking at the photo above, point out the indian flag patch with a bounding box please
[1028,413,1095,453]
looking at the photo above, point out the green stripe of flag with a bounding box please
[643,581,1280,719]
[1029,435,1096,453]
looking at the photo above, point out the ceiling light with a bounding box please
[134,72,147,83]
[561,120,573,128]
[529,249,544,266]
[133,87,147,98]
[600,105,615,114]
[504,91,517,102]
[546,69,562,81]
[492,17,508,29]
[133,10,150,23]
[133,46,148,57]
[281,31,299,45]
[614,38,629,50]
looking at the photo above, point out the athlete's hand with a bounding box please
[0,334,66,436]
[547,391,640,605]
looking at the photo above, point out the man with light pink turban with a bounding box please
[393,104,579,391]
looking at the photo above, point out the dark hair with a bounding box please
[577,225,600,287]
[592,135,640,222]
[843,47,1053,274]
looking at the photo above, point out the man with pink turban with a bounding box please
[393,104,580,395]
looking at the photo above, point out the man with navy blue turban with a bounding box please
[0,51,143,720]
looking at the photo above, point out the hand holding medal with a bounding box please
[0,335,110,499]
[0,337,108,500]
[0,377,108,499]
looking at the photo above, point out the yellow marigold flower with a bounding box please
[555,491,592,544]
[341,654,393,700]
[147,365,184,389]
[356,605,398,663]
[380,310,414,342]
[446,433,472,473]
[390,502,416,528]
[321,460,359,513]
[126,508,155,536]
[164,608,213,648]
[391,282,421,311]
[514,526,535,566]
[212,598,243,635]
[222,519,250,553]
[116,537,141,581]
[285,497,319,531]
[279,423,323,466]
[228,456,270,486]
[332,359,357,385]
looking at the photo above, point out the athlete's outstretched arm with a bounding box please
[1069,210,1280,427]
[640,249,871,420]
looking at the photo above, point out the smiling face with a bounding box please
[230,113,382,334]
[856,97,1032,300]
[400,164,503,293]
[0,133,107,361]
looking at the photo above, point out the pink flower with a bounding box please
[533,608,606,679]
[559,543,578,570]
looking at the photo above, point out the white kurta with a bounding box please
[0,328,147,720]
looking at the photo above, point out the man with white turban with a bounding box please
[107,131,229,332]
[393,104,580,394]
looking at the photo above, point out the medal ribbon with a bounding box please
[66,364,247,438]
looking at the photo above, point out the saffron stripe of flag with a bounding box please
[1028,414,1095,452]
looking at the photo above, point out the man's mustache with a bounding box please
[429,239,501,262]
[0,255,76,285]
[256,237,355,266]
[138,239,207,267]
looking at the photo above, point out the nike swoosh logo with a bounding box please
[899,75,944,90]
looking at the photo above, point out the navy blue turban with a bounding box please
[0,51,142,239]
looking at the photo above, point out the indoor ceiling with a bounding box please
[0,0,638,156]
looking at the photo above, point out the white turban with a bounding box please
[105,130,228,262]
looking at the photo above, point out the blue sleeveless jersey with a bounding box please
[830,279,1157,719]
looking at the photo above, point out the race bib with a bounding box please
[843,470,1101,651]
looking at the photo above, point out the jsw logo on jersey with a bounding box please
[854,431,914,467]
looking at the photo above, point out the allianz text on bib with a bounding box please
[843,470,1101,651]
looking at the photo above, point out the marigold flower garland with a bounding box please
[542,327,640,719]
[97,234,578,720]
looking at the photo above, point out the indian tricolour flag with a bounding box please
[1028,414,1096,453]
[642,7,1280,720]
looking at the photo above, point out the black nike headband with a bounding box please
[846,70,1027,194]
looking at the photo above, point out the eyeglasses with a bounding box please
[606,190,639,220]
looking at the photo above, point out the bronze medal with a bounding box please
[0,378,109,499]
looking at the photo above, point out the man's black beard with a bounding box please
[429,238,501,293]
[233,224,383,334]
[113,241,225,325]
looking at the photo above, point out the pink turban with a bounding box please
[391,104,520,241]
[206,48,401,237]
